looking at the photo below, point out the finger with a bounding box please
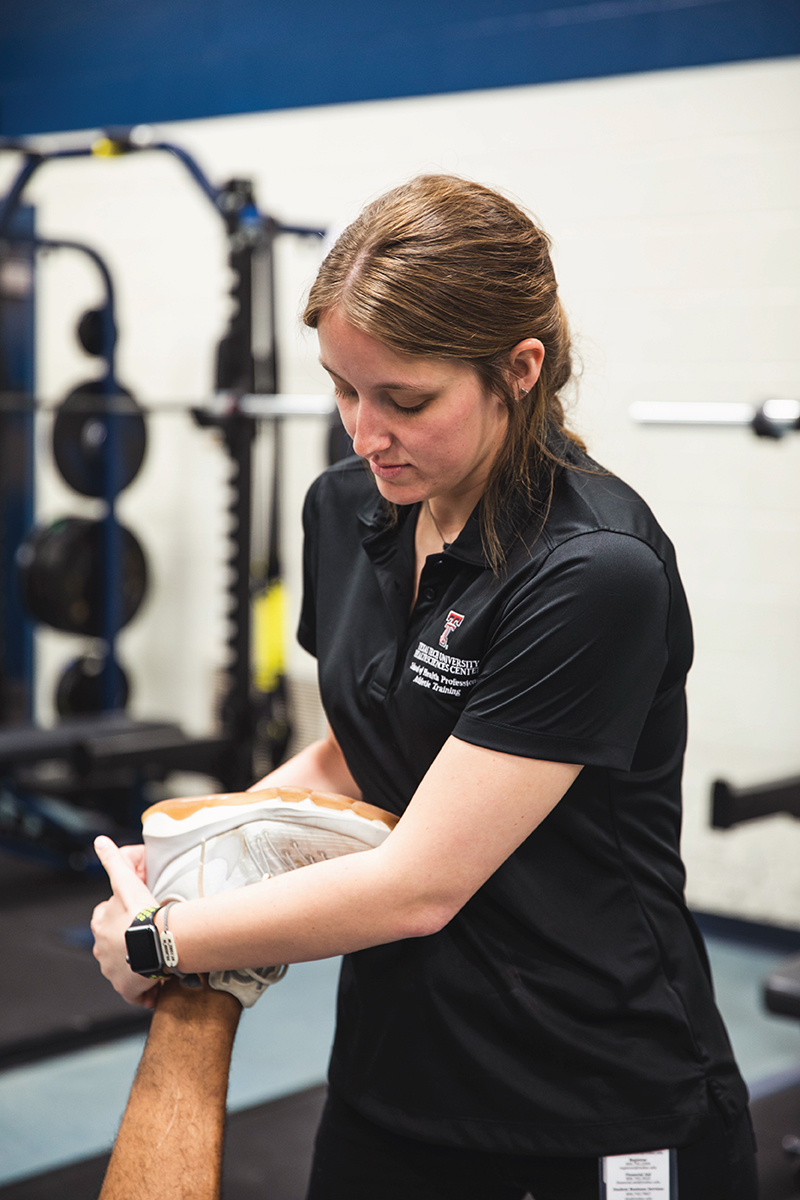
[90,900,106,938]
[119,842,147,883]
[94,836,151,909]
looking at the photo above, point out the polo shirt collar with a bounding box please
[352,422,578,566]
[356,466,560,569]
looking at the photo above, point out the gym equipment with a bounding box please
[630,395,800,826]
[2,230,137,712]
[764,956,800,1021]
[712,776,800,830]
[630,398,800,438]
[4,234,119,379]
[76,306,106,357]
[252,417,292,773]
[0,204,36,726]
[17,516,147,638]
[0,712,233,871]
[56,654,130,717]
[0,132,329,879]
[0,786,119,874]
[52,382,146,498]
[0,712,225,779]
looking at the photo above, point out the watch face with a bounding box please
[125,925,162,974]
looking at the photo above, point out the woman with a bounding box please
[93,176,756,1199]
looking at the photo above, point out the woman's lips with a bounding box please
[369,460,408,480]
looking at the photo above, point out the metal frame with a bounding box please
[0,132,328,862]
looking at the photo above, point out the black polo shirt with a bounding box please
[297,452,747,1157]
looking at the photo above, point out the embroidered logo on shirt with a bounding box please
[439,611,464,649]
[411,640,478,696]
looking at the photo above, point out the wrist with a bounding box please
[155,975,242,1029]
[152,902,178,971]
[125,901,200,986]
[158,900,201,986]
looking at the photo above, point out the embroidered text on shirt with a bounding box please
[411,641,478,697]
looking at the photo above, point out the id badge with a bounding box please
[599,1148,677,1198]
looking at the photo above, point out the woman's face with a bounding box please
[317,308,509,509]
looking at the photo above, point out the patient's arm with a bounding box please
[99,978,241,1200]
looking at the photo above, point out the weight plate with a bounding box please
[56,654,130,716]
[77,307,107,357]
[53,380,147,498]
[17,516,148,636]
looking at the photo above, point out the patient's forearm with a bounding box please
[99,979,241,1200]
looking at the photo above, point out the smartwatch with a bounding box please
[125,904,178,980]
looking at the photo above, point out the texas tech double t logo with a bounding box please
[439,611,464,649]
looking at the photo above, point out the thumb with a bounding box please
[95,836,152,910]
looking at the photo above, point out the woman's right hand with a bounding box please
[91,836,161,1008]
[119,841,148,885]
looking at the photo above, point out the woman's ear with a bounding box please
[508,338,545,396]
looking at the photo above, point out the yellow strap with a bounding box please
[253,579,286,692]
[134,904,160,923]
[91,137,126,158]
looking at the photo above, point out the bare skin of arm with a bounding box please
[99,978,241,1200]
[248,725,362,800]
[92,733,581,1006]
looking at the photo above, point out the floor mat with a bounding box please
[0,1085,326,1200]
[0,850,150,1067]
[2,1083,800,1199]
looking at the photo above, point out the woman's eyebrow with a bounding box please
[319,361,429,391]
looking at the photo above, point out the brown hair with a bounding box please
[303,175,584,570]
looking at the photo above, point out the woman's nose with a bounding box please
[350,398,392,458]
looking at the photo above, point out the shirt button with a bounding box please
[421,586,436,602]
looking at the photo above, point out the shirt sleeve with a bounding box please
[453,531,673,770]
[296,477,321,658]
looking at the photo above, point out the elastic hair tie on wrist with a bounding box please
[161,899,202,988]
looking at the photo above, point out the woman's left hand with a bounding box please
[91,835,161,1008]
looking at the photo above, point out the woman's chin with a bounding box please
[372,474,425,505]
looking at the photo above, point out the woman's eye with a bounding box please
[331,386,429,413]
[392,396,430,414]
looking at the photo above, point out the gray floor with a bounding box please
[0,957,342,1186]
[1,939,800,1187]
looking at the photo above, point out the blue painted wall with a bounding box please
[1,0,799,138]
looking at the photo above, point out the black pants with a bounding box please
[306,1090,758,1200]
